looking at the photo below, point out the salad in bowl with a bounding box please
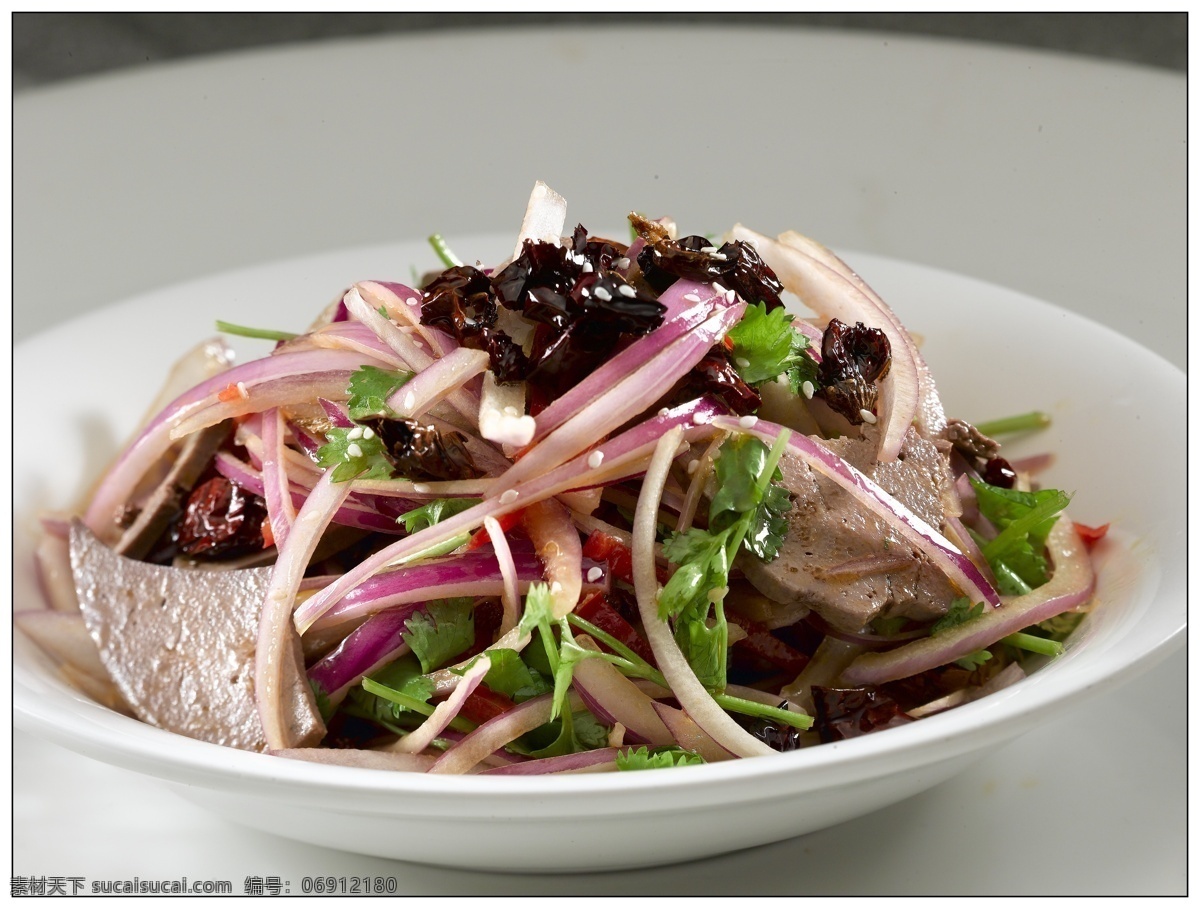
[17,183,1105,776]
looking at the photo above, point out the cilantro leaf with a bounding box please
[346,365,412,421]
[524,708,609,759]
[479,648,552,703]
[726,302,820,393]
[743,482,791,561]
[971,479,1071,591]
[398,497,481,534]
[341,655,438,733]
[616,745,705,771]
[315,426,394,483]
[931,597,986,636]
[402,598,476,674]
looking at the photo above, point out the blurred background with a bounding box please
[12,11,1186,90]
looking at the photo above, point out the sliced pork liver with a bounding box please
[70,520,324,751]
[740,428,959,633]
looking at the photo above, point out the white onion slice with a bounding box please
[485,515,521,635]
[478,372,536,449]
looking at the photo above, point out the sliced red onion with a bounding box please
[386,654,491,755]
[294,398,724,633]
[306,607,416,706]
[633,427,776,758]
[84,348,386,538]
[485,516,521,635]
[528,286,721,445]
[371,281,460,360]
[256,470,348,750]
[841,518,1095,686]
[318,398,354,428]
[386,346,490,418]
[260,408,297,549]
[713,415,1000,609]
[311,546,545,630]
[428,691,583,775]
[732,226,920,462]
[213,451,403,534]
[39,513,72,539]
[569,636,673,746]
[270,748,434,772]
[298,321,408,369]
[479,748,620,775]
[492,302,744,494]
[649,701,737,762]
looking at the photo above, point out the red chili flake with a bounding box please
[581,530,635,585]
[575,591,656,666]
[457,685,517,726]
[726,610,810,677]
[1073,522,1110,548]
[465,509,526,551]
[217,383,242,403]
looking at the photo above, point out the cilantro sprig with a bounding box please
[313,365,413,482]
[403,598,476,674]
[726,302,819,394]
[346,365,412,421]
[398,497,481,534]
[657,430,792,691]
[970,479,1071,594]
[616,746,705,771]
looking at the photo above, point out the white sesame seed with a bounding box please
[346,442,363,458]
[403,392,415,411]
[692,412,708,425]
[712,282,727,295]
[617,284,637,298]
[236,381,249,399]
[614,257,630,270]
[700,245,718,254]
[687,459,700,475]
[710,253,729,262]
[860,409,878,424]
[593,286,613,302]
[361,427,375,440]
[586,566,603,583]
[658,408,670,417]
[412,483,431,493]
[735,357,750,368]
[500,489,519,505]
[580,287,590,297]
[725,290,737,304]
[581,260,594,273]
[347,426,363,440]
[550,581,563,595]
[739,415,759,429]
[407,296,420,306]
[654,585,664,602]
[682,292,701,303]
[802,381,815,400]
[587,450,604,469]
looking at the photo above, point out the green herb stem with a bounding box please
[428,233,464,268]
[1002,632,1064,657]
[215,320,298,342]
[974,411,1052,436]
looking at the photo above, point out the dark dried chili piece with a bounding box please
[359,417,482,482]
[982,456,1018,489]
[629,215,785,309]
[817,319,892,425]
[811,685,913,743]
[733,702,805,752]
[670,345,761,416]
[421,265,498,334]
[175,475,268,559]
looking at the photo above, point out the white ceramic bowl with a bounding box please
[13,238,1185,872]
